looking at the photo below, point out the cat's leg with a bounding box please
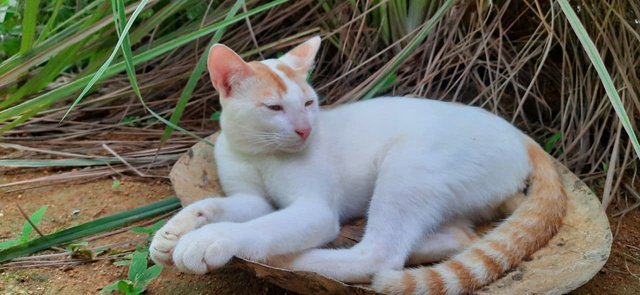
[404,192,526,266]
[270,151,455,282]
[150,193,273,266]
[171,197,340,274]
[407,220,478,265]
[270,221,478,279]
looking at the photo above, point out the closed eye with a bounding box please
[264,104,283,111]
[305,100,314,107]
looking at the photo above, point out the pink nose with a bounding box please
[295,128,311,140]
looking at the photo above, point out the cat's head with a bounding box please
[207,36,321,155]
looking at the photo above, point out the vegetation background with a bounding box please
[0,0,639,294]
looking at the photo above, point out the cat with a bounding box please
[150,36,567,295]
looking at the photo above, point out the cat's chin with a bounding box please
[277,141,309,154]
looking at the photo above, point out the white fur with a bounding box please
[150,37,531,283]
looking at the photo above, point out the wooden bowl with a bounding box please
[169,133,611,294]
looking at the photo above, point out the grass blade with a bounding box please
[0,0,289,133]
[557,0,640,159]
[161,0,245,142]
[362,0,459,100]
[61,0,152,121]
[35,0,64,44]
[20,206,48,240]
[19,0,40,54]
[0,198,181,263]
[0,155,179,168]
[112,0,143,100]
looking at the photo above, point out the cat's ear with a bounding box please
[207,44,255,97]
[279,36,321,76]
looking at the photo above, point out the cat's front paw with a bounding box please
[150,217,204,266]
[172,223,239,274]
[150,226,182,266]
[150,199,221,266]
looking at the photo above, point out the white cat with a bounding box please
[150,36,567,295]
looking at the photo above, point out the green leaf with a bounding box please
[134,264,163,290]
[544,132,563,153]
[111,0,143,102]
[557,0,640,160]
[19,0,40,54]
[100,280,123,293]
[210,111,222,121]
[62,0,152,120]
[113,259,131,266]
[128,250,148,281]
[66,241,89,252]
[21,205,48,240]
[375,72,397,96]
[112,178,121,189]
[130,219,166,235]
[117,280,133,293]
[0,198,181,263]
[35,0,65,44]
[0,239,19,250]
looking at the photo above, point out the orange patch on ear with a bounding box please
[276,63,301,80]
[207,44,254,97]
[248,62,287,96]
[276,62,313,95]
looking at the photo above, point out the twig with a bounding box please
[624,260,640,281]
[102,144,148,177]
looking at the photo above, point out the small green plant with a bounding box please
[0,205,47,250]
[210,111,222,121]
[106,218,167,288]
[544,132,563,156]
[101,249,163,295]
[66,241,101,260]
[129,219,166,242]
[112,178,121,189]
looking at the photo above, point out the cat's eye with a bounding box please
[265,104,283,111]
[305,100,314,107]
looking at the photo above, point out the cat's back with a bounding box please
[320,97,523,145]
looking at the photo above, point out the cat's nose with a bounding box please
[295,128,311,140]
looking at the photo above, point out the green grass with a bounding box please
[0,198,180,263]
[18,0,41,54]
[0,206,48,250]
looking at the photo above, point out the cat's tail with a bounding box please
[371,137,568,295]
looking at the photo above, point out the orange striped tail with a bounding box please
[372,138,568,295]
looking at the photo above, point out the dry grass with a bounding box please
[1,0,638,213]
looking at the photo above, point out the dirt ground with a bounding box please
[0,169,638,294]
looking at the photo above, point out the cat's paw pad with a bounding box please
[172,225,238,274]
